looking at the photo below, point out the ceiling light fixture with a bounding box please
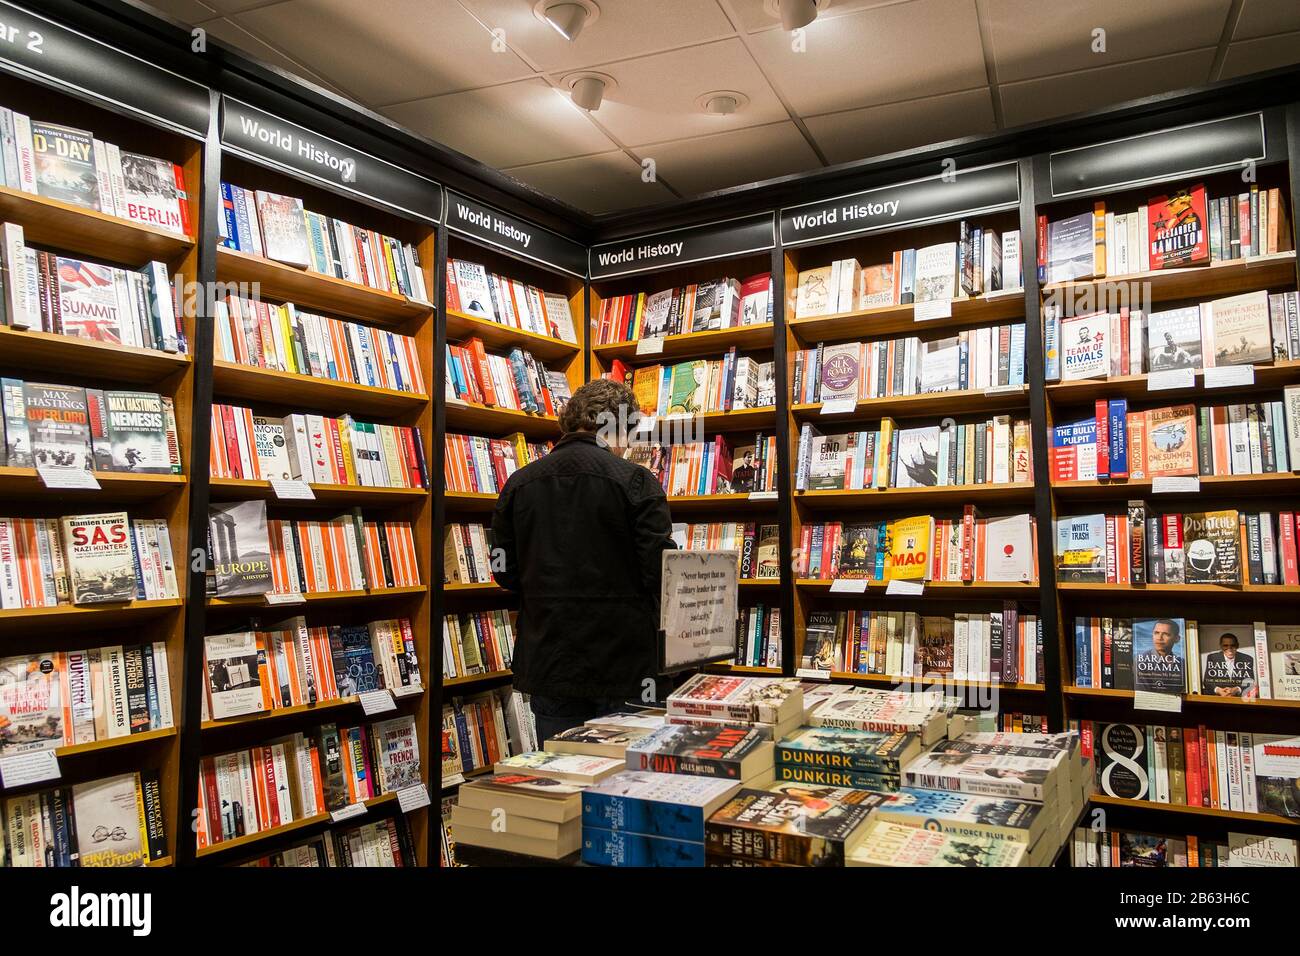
[535,0,600,41]
[562,71,616,111]
[764,0,824,31]
[697,90,750,116]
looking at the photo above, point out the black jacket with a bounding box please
[491,431,675,699]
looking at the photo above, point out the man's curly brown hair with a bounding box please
[560,377,638,435]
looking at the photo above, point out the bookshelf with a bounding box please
[0,69,203,866]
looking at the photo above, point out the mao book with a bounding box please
[885,515,932,581]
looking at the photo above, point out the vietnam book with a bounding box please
[818,343,861,404]
[1205,290,1273,367]
[704,787,881,866]
[1144,404,1198,477]
[1267,625,1300,701]
[1096,723,1149,799]
[873,787,1047,845]
[55,257,124,343]
[493,751,624,785]
[31,122,100,210]
[581,770,741,841]
[203,631,266,720]
[1146,306,1202,371]
[1060,312,1110,380]
[373,715,421,791]
[119,151,186,235]
[61,511,136,604]
[72,773,148,867]
[775,727,921,775]
[913,243,958,302]
[885,515,932,581]
[207,500,273,597]
[894,427,940,488]
[983,513,1034,582]
[1147,184,1208,270]
[254,190,311,268]
[846,820,1026,867]
[626,724,773,781]
[1182,510,1240,584]
[24,382,93,471]
[544,725,654,759]
[666,674,803,725]
[1198,624,1257,698]
[104,390,171,473]
[0,653,65,754]
[1133,617,1187,695]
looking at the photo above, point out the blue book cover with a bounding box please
[582,772,740,841]
[219,182,239,249]
[1075,618,1092,687]
[581,826,705,867]
[1009,324,1026,385]
[330,624,382,696]
[1044,304,1061,381]
[1108,399,1128,477]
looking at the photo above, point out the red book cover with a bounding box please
[220,404,242,478]
[172,162,193,238]
[1147,183,1209,269]
[1183,725,1201,808]
[468,337,497,406]
[1094,399,1110,479]
[1279,511,1299,584]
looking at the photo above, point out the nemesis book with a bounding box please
[104,390,171,473]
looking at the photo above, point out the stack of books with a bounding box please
[807,685,969,745]
[773,727,920,792]
[704,784,885,866]
[867,787,1049,864]
[580,771,742,866]
[665,674,805,741]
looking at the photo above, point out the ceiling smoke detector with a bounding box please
[697,91,749,115]
[763,0,826,31]
[561,71,616,111]
[535,0,600,40]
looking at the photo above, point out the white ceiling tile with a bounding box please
[638,121,820,197]
[727,0,902,35]
[570,38,788,147]
[137,0,220,22]
[747,0,988,115]
[984,0,1231,83]
[230,0,533,105]
[463,0,736,73]
[194,0,291,13]
[1220,31,1300,78]
[999,48,1216,127]
[502,151,674,213]
[1234,0,1300,40]
[805,87,996,165]
[197,17,351,96]
[381,78,616,168]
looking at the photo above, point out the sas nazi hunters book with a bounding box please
[61,511,136,604]
[775,727,921,775]
[705,787,883,865]
[625,724,773,781]
[581,770,741,841]
[1133,617,1187,695]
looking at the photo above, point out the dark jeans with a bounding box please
[530,695,628,744]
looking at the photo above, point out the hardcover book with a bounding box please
[31,122,100,210]
[104,390,171,473]
[1133,617,1187,695]
[55,257,123,343]
[1147,184,1208,270]
[1146,306,1202,371]
[885,515,932,581]
[1182,510,1240,584]
[794,266,834,317]
[24,382,93,471]
[1047,213,1094,282]
[207,500,273,597]
[119,152,186,235]
[203,631,266,720]
[1206,290,1273,367]
[61,511,136,604]
[254,190,311,268]
[1198,624,1257,698]
[983,513,1034,582]
[72,773,148,867]
[912,243,958,302]
[1144,404,1198,476]
[818,343,861,404]
[1060,313,1109,380]
[894,427,940,488]
[0,653,65,753]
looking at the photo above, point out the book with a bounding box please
[1182,510,1240,584]
[1227,832,1298,867]
[118,151,186,235]
[31,122,100,210]
[1198,625,1257,698]
[625,724,773,781]
[794,266,834,317]
[0,653,65,753]
[582,770,741,841]
[103,390,171,473]
[203,631,266,719]
[912,243,958,302]
[873,786,1047,846]
[847,819,1026,867]
[72,773,149,867]
[1060,313,1109,380]
[254,191,311,267]
[1147,184,1208,270]
[885,515,932,581]
[54,257,124,343]
[818,343,861,404]
[1133,617,1187,696]
[1267,625,1300,701]
[1055,514,1105,581]
[1047,213,1094,282]
[207,500,273,597]
[24,382,93,471]
[705,787,882,866]
[61,512,136,604]
[776,727,920,775]
[544,725,654,758]
[1096,723,1149,799]
[493,751,624,785]
[1146,306,1202,372]
[1205,290,1273,367]
[1144,404,1198,477]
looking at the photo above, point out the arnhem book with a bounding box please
[61,511,136,604]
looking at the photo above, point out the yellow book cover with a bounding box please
[886,515,932,580]
[337,417,359,485]
[277,304,299,374]
[632,365,662,417]
[875,417,895,489]
[505,431,530,465]
[1145,403,1198,476]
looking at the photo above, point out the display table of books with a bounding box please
[444,675,1095,867]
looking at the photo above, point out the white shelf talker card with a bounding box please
[795,668,832,681]
[357,689,396,716]
[984,384,1024,396]
[748,490,778,501]
[270,478,315,500]
[0,751,61,789]
[1151,476,1200,494]
[913,299,952,322]
[1133,690,1183,714]
[886,579,926,596]
[37,467,101,490]
[1203,364,1254,389]
[1147,368,1195,391]
[820,398,858,415]
[829,578,867,593]
[330,803,368,823]
[390,683,424,699]
[265,591,306,605]
[396,784,432,813]
[635,337,665,356]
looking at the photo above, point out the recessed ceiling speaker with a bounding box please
[562,72,616,112]
[764,0,825,31]
[697,91,750,115]
[535,0,600,41]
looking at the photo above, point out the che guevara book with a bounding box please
[206,500,273,597]
[61,511,136,604]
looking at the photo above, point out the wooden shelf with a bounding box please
[195,791,400,858]
[1089,793,1299,828]
[795,481,1035,510]
[667,492,780,513]
[0,184,194,263]
[445,309,580,363]
[1057,581,1300,602]
[709,664,782,675]
[148,856,173,867]
[0,325,191,385]
[444,581,504,593]
[592,323,775,363]
[1045,359,1300,406]
[199,691,426,731]
[0,467,186,501]
[217,247,429,326]
[788,291,1025,343]
[693,406,777,432]
[206,585,425,610]
[826,671,1044,692]
[443,670,513,688]
[445,400,560,439]
[56,726,177,758]
[212,361,429,417]
[739,578,781,588]
[797,578,1038,596]
[444,491,500,513]
[1065,686,1300,710]
[208,477,428,506]
[792,386,1029,423]
[0,598,182,635]
[1041,251,1297,304]
[1053,472,1300,501]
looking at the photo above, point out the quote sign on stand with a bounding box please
[658,550,738,673]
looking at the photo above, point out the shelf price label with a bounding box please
[913,299,952,322]
[885,579,925,596]
[1203,365,1254,389]
[795,668,832,681]
[1133,690,1183,714]
[0,751,61,789]
[820,398,857,415]
[1151,476,1199,494]
[357,689,396,715]
[390,683,424,699]
[1147,367,1195,391]
[829,578,867,593]
[747,490,778,501]
[270,478,315,500]
[635,337,665,356]
[984,384,1024,396]
[396,784,432,813]
[37,467,100,490]
[330,803,368,823]
[265,592,306,606]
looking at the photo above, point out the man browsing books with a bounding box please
[492,379,676,742]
